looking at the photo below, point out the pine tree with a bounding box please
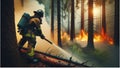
[1,0,25,66]
[57,0,62,47]
[114,0,119,46]
[51,0,54,32]
[87,0,94,50]
[81,0,84,30]
[70,0,75,41]
[101,0,106,35]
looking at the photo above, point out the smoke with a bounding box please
[95,0,114,7]
[106,0,114,4]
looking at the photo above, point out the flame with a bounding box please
[107,37,114,45]
[101,28,106,39]
[61,28,114,45]
[75,29,103,42]
[75,29,88,41]
[94,33,103,42]
[61,32,70,41]
[101,28,114,45]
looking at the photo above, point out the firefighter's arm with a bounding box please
[37,26,45,39]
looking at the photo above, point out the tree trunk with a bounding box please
[1,0,25,66]
[81,0,84,30]
[67,10,70,34]
[70,0,75,41]
[21,0,24,7]
[51,0,54,32]
[102,0,106,35]
[87,0,94,49]
[57,0,62,47]
[114,0,119,46]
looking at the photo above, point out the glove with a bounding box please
[40,34,45,39]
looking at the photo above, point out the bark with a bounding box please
[1,0,25,66]
[114,0,119,46]
[70,0,75,41]
[51,0,54,32]
[21,0,24,7]
[81,0,84,30]
[102,0,106,34]
[87,0,94,49]
[57,0,62,47]
[67,10,70,34]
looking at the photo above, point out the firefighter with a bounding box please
[18,9,45,57]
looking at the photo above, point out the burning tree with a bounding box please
[81,0,84,30]
[101,0,106,37]
[53,0,114,48]
[75,0,114,46]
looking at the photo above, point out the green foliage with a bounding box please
[63,41,113,66]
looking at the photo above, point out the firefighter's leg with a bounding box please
[18,36,27,51]
[27,38,36,57]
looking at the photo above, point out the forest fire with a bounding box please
[101,28,114,45]
[77,29,114,45]
[61,29,114,45]
[75,29,103,42]
[61,32,70,41]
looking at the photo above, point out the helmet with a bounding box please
[34,9,44,17]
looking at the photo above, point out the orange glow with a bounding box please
[94,33,102,42]
[75,29,88,41]
[101,28,106,39]
[61,32,70,41]
[75,29,103,42]
[93,7,100,16]
[93,8,99,14]
[107,37,114,45]
[61,28,114,45]
[101,28,114,45]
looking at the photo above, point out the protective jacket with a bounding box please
[24,17,44,39]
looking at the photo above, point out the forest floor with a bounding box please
[62,41,119,67]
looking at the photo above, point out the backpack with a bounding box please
[17,13,30,35]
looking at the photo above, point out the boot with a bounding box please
[27,47,35,57]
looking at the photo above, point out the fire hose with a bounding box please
[44,38,53,44]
